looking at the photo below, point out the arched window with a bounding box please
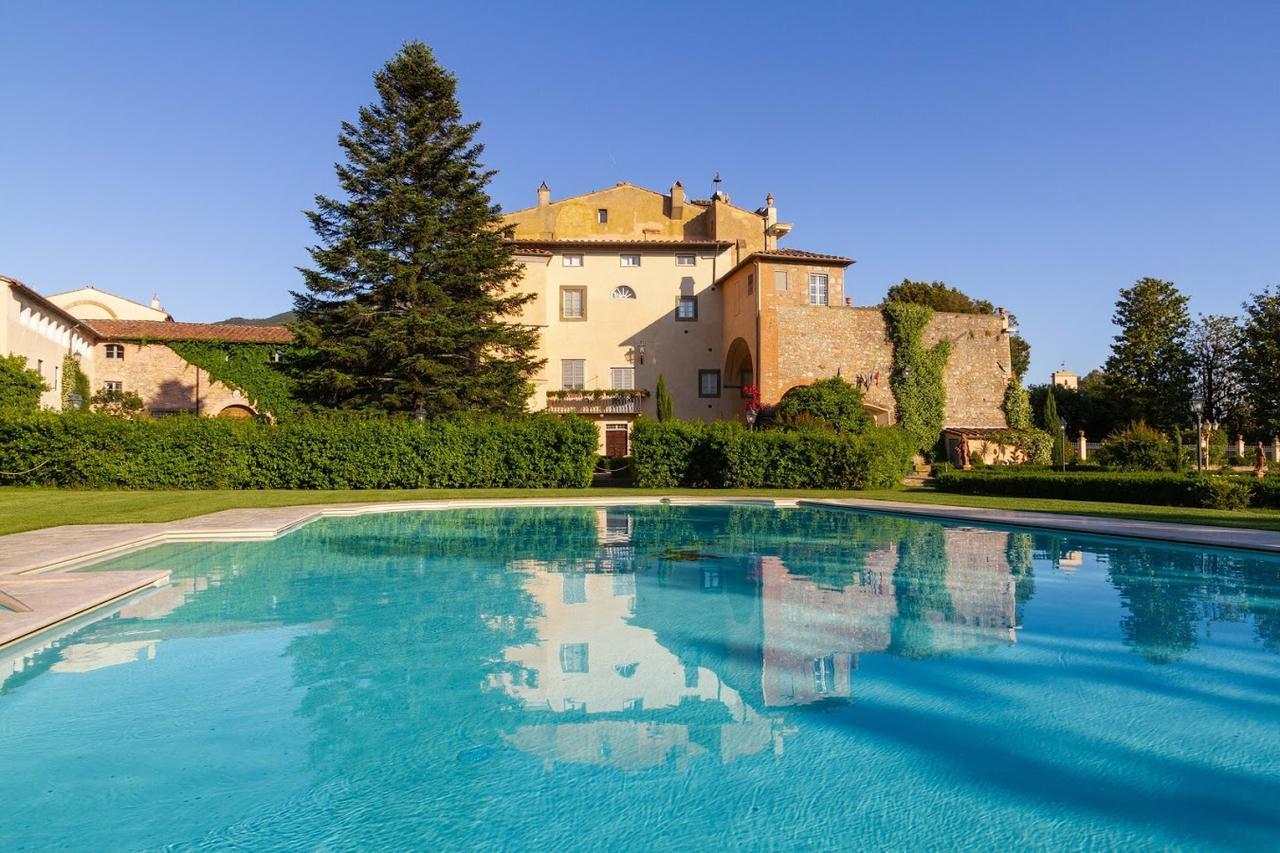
[611,286,637,300]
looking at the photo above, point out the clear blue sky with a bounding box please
[3,1,1277,381]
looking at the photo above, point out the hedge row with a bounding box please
[935,469,1280,509]
[0,412,598,489]
[632,420,913,489]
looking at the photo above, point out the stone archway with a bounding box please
[216,404,257,420]
[723,337,755,420]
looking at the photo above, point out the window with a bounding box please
[774,270,789,292]
[676,253,696,267]
[747,274,754,295]
[808,273,829,305]
[105,344,125,360]
[563,254,583,267]
[103,381,123,392]
[560,286,586,320]
[560,643,589,673]
[676,295,698,321]
[620,254,640,267]
[699,369,721,398]
[597,208,608,224]
[610,367,635,390]
[562,573,586,605]
[611,285,636,300]
[561,359,586,390]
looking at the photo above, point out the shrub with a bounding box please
[985,428,1054,465]
[91,389,147,419]
[1003,377,1033,430]
[935,469,1202,506]
[0,354,45,412]
[1193,475,1253,510]
[775,377,872,434]
[0,411,597,489]
[631,419,912,489]
[1095,421,1170,471]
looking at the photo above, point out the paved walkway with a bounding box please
[5,494,1280,651]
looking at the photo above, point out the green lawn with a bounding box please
[4,485,1280,536]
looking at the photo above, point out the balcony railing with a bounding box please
[544,389,648,415]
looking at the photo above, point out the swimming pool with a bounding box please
[3,503,1279,849]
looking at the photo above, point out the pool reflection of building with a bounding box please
[493,513,1021,770]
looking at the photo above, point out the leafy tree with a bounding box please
[775,377,872,434]
[1189,314,1246,431]
[0,355,46,411]
[1010,335,1031,380]
[1002,375,1032,429]
[1104,277,1193,429]
[1029,370,1123,439]
[655,374,673,422]
[1236,286,1280,438]
[884,279,994,314]
[292,42,542,415]
[91,388,146,419]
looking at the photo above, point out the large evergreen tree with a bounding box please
[1237,286,1280,437]
[292,42,542,414]
[1103,277,1192,429]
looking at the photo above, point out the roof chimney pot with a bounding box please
[537,181,550,207]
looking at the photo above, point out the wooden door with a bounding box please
[605,424,629,457]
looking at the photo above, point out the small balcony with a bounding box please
[544,389,649,415]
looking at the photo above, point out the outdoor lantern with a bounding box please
[636,342,646,365]
[414,405,428,423]
[745,409,757,429]
[1191,397,1204,416]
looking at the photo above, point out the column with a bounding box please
[1077,430,1087,462]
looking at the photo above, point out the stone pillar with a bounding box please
[1273,437,1280,463]
[1238,434,1246,458]
[1200,431,1208,468]
[1077,430,1087,462]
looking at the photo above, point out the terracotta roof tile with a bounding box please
[757,248,854,263]
[85,319,293,344]
[513,246,553,256]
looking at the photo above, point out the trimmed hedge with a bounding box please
[0,412,598,489]
[632,419,913,489]
[935,469,1277,510]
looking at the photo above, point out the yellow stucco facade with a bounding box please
[504,180,1012,453]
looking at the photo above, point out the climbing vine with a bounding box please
[61,354,91,410]
[164,341,298,417]
[883,301,951,453]
[1002,374,1032,429]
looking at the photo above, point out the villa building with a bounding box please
[5,178,1013,448]
[503,180,1013,454]
[1,275,289,419]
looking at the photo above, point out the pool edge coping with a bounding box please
[5,494,1280,651]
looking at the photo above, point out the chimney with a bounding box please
[764,193,777,229]
[537,181,550,207]
[151,294,162,310]
[670,181,684,219]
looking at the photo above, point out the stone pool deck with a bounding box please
[4,495,1280,650]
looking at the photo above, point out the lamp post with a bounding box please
[1058,417,1067,473]
[414,404,428,423]
[1191,397,1204,472]
[745,408,757,430]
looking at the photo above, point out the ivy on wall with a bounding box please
[164,341,297,417]
[1002,374,1033,429]
[61,354,91,410]
[883,301,951,453]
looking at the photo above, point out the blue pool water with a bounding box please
[3,504,1280,850]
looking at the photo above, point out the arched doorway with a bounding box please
[216,404,256,420]
[724,337,755,418]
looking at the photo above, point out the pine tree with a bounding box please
[1042,387,1065,467]
[655,374,673,422]
[1104,278,1192,429]
[292,42,542,414]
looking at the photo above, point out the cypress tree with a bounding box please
[1042,387,1065,467]
[655,374,673,422]
[292,42,542,414]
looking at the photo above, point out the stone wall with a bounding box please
[767,306,1011,428]
[92,341,258,417]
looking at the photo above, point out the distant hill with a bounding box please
[214,310,295,326]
